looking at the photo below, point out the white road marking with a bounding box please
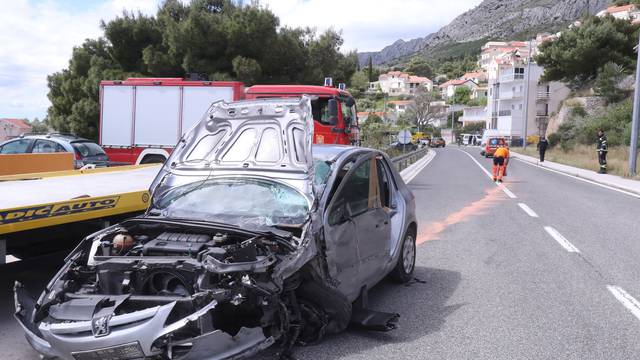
[514,158,640,199]
[456,148,493,179]
[402,150,437,184]
[456,149,518,198]
[501,186,517,199]
[607,285,640,322]
[544,226,580,253]
[518,203,539,217]
[5,255,20,264]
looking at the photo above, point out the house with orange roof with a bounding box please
[439,79,478,99]
[373,71,433,96]
[0,118,32,142]
[597,4,640,21]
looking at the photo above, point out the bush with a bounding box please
[547,133,561,147]
[571,104,587,117]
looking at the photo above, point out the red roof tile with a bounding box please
[1,118,32,130]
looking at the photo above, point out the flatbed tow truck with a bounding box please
[0,164,159,263]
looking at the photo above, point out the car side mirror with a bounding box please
[328,99,339,125]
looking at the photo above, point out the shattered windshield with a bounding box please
[155,178,310,226]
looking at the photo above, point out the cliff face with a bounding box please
[358,0,611,66]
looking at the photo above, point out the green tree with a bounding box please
[453,86,471,105]
[594,62,626,103]
[46,0,356,140]
[349,70,369,96]
[404,57,433,78]
[232,56,261,84]
[536,16,639,84]
[367,55,374,82]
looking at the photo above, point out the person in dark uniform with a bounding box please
[597,129,608,174]
[537,136,549,162]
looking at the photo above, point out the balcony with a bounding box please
[537,92,550,101]
[536,110,549,117]
[500,73,525,83]
[499,90,524,99]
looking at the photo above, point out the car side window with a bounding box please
[32,140,59,153]
[376,157,392,208]
[329,157,381,225]
[0,139,31,154]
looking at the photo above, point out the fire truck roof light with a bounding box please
[324,77,333,87]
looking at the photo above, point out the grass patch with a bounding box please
[514,145,640,180]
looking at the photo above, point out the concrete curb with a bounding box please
[400,149,436,183]
[511,151,640,196]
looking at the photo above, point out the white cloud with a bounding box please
[0,0,481,120]
[0,0,159,120]
[262,0,482,52]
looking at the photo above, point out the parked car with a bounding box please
[430,137,446,148]
[15,97,417,360]
[484,137,508,157]
[0,134,109,168]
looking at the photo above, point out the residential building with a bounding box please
[0,118,32,142]
[439,79,478,99]
[479,41,528,70]
[461,71,488,84]
[388,100,414,114]
[460,106,488,127]
[373,71,433,95]
[472,86,488,100]
[597,4,640,22]
[485,41,569,141]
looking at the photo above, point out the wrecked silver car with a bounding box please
[14,97,417,360]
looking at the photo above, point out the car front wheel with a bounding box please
[391,229,416,283]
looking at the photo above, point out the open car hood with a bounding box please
[150,97,315,202]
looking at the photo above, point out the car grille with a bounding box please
[71,341,144,360]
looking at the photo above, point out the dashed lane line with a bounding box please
[501,186,517,199]
[544,226,580,253]
[607,285,640,322]
[518,203,539,218]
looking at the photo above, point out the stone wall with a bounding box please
[546,96,606,134]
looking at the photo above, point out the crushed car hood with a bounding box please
[150,96,315,203]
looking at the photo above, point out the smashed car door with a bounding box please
[323,154,391,300]
[354,156,392,287]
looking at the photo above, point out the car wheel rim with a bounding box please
[403,234,415,274]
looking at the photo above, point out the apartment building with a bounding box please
[485,42,569,141]
[479,41,528,70]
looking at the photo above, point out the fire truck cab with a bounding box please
[245,81,358,145]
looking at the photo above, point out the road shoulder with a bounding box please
[511,151,640,197]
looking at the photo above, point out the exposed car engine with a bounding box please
[16,218,350,360]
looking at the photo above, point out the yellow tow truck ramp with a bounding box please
[0,165,160,262]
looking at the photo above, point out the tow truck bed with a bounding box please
[0,165,160,262]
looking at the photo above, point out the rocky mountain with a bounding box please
[359,0,611,66]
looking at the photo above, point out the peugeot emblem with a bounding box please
[92,314,112,337]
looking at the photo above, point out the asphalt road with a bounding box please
[3,146,640,359]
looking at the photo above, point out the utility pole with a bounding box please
[450,101,455,143]
[629,33,640,176]
[522,40,533,149]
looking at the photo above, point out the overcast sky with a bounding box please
[0,0,481,120]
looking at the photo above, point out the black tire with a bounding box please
[391,227,416,283]
[296,281,352,335]
[140,155,166,164]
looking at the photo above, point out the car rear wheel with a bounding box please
[391,228,416,283]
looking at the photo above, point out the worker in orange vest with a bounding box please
[492,145,510,182]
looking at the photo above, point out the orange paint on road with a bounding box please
[416,186,506,245]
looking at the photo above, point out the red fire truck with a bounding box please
[99,77,357,164]
[245,81,358,145]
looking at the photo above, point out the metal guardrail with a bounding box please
[391,147,429,172]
